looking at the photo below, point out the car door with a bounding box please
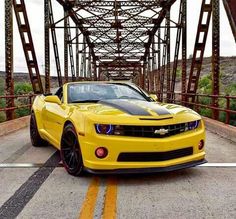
[42,88,66,145]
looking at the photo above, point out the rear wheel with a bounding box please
[60,123,84,176]
[30,112,48,147]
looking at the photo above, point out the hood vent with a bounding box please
[139,117,173,121]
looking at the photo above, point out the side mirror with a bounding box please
[44,95,62,105]
[149,94,158,102]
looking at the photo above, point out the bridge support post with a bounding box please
[64,10,69,83]
[44,0,50,93]
[157,29,161,101]
[5,0,14,120]
[182,0,187,106]
[76,26,79,81]
[212,0,220,120]
[166,10,171,103]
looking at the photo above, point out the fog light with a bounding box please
[198,140,204,150]
[95,147,108,159]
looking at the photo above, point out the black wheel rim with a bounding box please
[61,131,81,171]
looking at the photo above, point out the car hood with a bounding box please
[73,99,198,118]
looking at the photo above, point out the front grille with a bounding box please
[117,147,193,162]
[122,123,186,138]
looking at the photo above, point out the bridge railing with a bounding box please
[0,94,37,122]
[157,92,236,126]
[1,92,236,126]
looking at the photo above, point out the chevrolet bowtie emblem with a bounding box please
[154,128,169,135]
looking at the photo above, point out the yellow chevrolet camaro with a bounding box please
[30,81,206,176]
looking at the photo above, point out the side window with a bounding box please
[55,87,63,102]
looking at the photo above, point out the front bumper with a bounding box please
[79,124,206,171]
[84,159,207,174]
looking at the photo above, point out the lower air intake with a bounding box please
[117,147,193,162]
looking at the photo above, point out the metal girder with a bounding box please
[45,0,50,93]
[76,26,80,80]
[5,0,14,120]
[187,0,212,102]
[13,0,44,94]
[166,10,171,101]
[181,0,187,104]
[49,0,63,87]
[66,18,76,82]
[54,0,176,80]
[223,0,236,42]
[80,36,87,78]
[212,0,220,120]
[143,0,177,61]
[170,0,184,102]
[64,10,69,83]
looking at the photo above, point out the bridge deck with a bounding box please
[0,128,236,218]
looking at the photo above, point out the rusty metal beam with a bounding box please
[5,0,14,120]
[143,0,177,61]
[187,0,212,102]
[157,29,161,100]
[223,0,236,42]
[45,0,50,93]
[182,0,187,104]
[13,0,44,94]
[49,0,63,87]
[212,0,220,120]
[166,10,171,102]
[66,18,76,82]
[76,26,80,80]
[170,0,184,102]
[64,10,69,83]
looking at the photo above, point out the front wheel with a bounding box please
[60,123,84,176]
[30,112,48,147]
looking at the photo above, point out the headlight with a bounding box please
[95,124,113,135]
[186,120,200,131]
[95,124,124,135]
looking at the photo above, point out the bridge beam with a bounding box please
[182,0,187,104]
[45,0,50,93]
[212,0,220,120]
[223,0,236,43]
[5,0,14,120]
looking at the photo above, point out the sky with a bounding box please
[0,0,235,76]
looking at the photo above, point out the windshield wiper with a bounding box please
[71,99,99,103]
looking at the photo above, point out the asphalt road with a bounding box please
[0,128,236,219]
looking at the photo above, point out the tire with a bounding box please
[30,112,48,147]
[60,123,84,176]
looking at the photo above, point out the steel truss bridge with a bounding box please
[1,1,236,218]
[1,0,236,123]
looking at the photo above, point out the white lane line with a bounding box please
[0,163,63,168]
[200,163,236,167]
[0,163,43,168]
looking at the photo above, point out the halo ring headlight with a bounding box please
[187,120,200,130]
[95,124,113,135]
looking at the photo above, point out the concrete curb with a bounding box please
[0,116,30,137]
[203,116,236,143]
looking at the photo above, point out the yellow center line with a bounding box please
[79,177,100,219]
[102,178,118,219]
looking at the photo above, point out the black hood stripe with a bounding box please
[135,101,171,115]
[99,100,151,116]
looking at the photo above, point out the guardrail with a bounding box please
[0,94,37,121]
[1,92,236,126]
[156,92,236,125]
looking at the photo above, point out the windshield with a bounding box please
[67,83,149,103]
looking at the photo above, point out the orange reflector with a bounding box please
[198,140,204,150]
